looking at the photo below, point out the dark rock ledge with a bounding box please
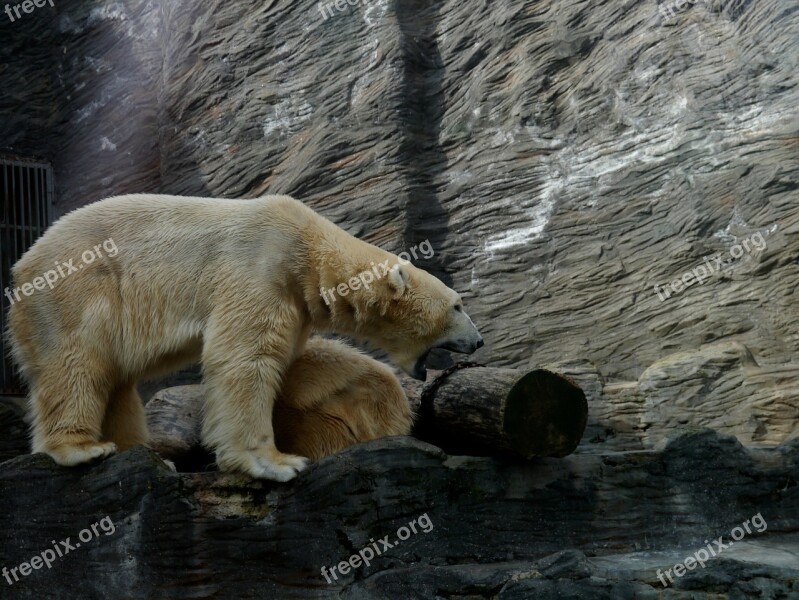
[1,426,798,599]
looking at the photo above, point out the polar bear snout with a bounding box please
[436,308,483,354]
[407,309,484,380]
[438,335,484,354]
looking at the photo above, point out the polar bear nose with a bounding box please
[475,337,484,349]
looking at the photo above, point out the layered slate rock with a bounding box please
[0,1,163,207]
[548,343,799,451]
[1,0,797,436]
[0,432,797,599]
[1,0,798,598]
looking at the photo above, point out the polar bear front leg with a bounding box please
[201,305,309,482]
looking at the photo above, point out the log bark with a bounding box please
[145,365,588,463]
[412,364,588,459]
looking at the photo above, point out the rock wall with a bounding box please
[0,427,797,599]
[1,1,798,597]
[1,0,797,437]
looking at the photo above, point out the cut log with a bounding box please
[145,385,213,471]
[412,364,588,459]
[145,365,587,465]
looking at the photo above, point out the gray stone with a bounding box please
[0,431,796,598]
[1,0,797,452]
[1,0,797,597]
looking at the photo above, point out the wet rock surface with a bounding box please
[0,429,797,599]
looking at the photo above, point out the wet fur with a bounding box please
[7,194,467,480]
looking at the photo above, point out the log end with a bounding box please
[504,369,588,458]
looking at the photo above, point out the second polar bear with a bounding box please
[8,194,483,481]
[273,337,413,461]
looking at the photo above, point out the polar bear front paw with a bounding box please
[218,447,309,482]
[252,452,309,482]
[47,441,118,467]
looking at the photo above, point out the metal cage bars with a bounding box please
[0,158,54,395]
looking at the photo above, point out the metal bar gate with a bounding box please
[0,157,54,395]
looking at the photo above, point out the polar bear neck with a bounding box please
[299,213,396,339]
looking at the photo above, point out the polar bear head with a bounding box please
[321,260,483,381]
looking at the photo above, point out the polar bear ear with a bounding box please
[387,264,409,297]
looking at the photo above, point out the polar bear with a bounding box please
[7,194,482,481]
[274,337,413,460]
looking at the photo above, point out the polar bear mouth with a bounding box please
[410,337,485,381]
[410,350,431,381]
